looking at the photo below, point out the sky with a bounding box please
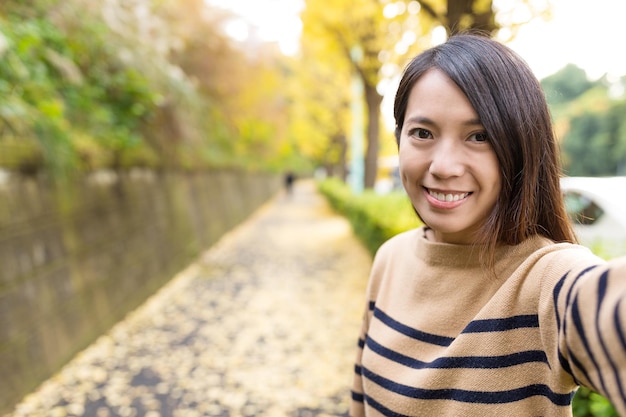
[207,0,304,55]
[505,0,626,81]
[206,0,626,82]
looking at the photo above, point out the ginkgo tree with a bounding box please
[287,23,353,178]
[299,0,551,189]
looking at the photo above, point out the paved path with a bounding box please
[6,181,372,417]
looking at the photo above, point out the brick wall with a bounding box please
[0,169,280,413]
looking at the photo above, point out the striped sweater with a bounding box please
[351,227,626,416]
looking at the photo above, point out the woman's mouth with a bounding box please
[427,189,470,202]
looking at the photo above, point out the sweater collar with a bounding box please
[414,226,552,270]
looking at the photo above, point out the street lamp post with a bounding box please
[349,45,364,194]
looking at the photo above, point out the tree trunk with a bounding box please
[326,133,348,181]
[446,0,497,34]
[363,81,382,189]
[447,0,473,32]
[337,133,348,181]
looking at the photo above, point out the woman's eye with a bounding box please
[410,128,432,139]
[469,131,489,142]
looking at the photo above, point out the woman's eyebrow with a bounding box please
[464,118,483,127]
[404,116,435,125]
[405,115,483,126]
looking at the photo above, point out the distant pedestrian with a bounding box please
[284,171,295,194]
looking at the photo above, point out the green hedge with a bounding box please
[317,177,619,417]
[317,177,421,255]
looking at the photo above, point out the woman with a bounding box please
[350,33,626,416]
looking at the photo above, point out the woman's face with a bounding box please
[398,68,502,244]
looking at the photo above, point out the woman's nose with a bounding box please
[428,140,465,179]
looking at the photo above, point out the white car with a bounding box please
[560,176,626,258]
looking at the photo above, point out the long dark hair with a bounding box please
[394,33,576,263]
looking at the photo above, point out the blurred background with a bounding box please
[1,0,625,416]
[1,0,625,181]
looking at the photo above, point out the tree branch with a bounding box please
[418,0,446,26]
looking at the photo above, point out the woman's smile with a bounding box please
[424,187,471,209]
[426,188,471,203]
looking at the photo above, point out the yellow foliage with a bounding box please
[292,0,548,177]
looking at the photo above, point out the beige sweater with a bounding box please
[351,227,626,416]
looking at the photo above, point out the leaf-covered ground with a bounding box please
[7,181,371,417]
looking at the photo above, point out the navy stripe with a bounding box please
[362,366,574,406]
[560,266,599,329]
[368,300,375,311]
[552,272,569,334]
[557,351,574,381]
[566,345,593,388]
[367,336,548,369]
[351,391,364,403]
[554,272,575,379]
[355,364,362,375]
[614,298,626,348]
[572,291,607,393]
[462,315,539,333]
[594,270,625,400]
[358,337,365,349]
[555,265,598,382]
[614,298,626,410]
[365,394,413,417]
[567,295,597,381]
[553,267,597,345]
[374,307,455,347]
[552,265,597,332]
[561,265,599,354]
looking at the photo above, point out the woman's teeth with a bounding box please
[428,190,469,202]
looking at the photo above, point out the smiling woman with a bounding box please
[350,33,626,417]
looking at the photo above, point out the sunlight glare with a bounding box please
[431,26,447,45]
[407,1,421,14]
[395,1,407,15]
[383,3,399,19]
[394,42,409,55]
[224,19,249,42]
[506,0,626,80]
[205,0,304,56]
[401,31,417,46]
[510,4,532,24]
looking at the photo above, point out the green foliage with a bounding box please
[542,64,596,107]
[541,65,626,176]
[560,96,626,176]
[0,17,75,174]
[0,14,162,175]
[573,387,620,417]
[317,177,421,255]
[0,0,302,177]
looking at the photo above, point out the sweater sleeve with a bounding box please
[547,253,626,414]
[349,236,396,417]
[349,301,369,417]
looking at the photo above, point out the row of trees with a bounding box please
[0,0,554,182]
[294,0,626,184]
[295,0,551,188]
[2,0,623,183]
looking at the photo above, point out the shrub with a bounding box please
[317,178,421,255]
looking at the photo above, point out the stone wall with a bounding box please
[0,169,281,413]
